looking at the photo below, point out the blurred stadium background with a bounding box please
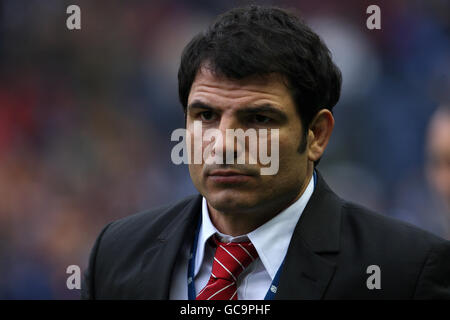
[0,0,449,298]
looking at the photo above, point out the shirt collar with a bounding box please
[195,172,315,279]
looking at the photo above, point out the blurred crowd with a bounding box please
[0,0,449,299]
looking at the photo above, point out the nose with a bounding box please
[215,115,241,163]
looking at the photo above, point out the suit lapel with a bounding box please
[275,171,342,299]
[275,236,336,299]
[138,195,202,299]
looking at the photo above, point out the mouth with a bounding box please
[207,169,254,184]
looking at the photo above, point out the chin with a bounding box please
[206,191,257,213]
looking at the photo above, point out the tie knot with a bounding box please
[211,237,258,282]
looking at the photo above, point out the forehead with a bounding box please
[187,67,295,113]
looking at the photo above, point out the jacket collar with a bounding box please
[296,170,342,253]
[275,170,342,299]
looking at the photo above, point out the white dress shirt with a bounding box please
[169,173,315,300]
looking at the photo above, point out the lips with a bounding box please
[207,169,253,184]
[208,170,251,176]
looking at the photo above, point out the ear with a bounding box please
[307,109,334,162]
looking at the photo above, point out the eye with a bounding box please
[249,114,272,124]
[200,111,215,121]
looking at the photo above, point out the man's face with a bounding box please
[186,67,313,216]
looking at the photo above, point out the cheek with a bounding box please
[276,138,307,183]
[186,124,203,164]
[278,132,305,165]
[188,164,203,188]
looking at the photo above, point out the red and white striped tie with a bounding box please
[196,237,258,300]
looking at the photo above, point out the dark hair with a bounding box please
[178,5,342,161]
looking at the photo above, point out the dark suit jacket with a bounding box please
[81,172,450,299]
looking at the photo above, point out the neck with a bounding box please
[207,170,314,237]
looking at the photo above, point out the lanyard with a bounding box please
[188,170,317,300]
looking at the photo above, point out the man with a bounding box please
[82,5,450,299]
[425,105,450,239]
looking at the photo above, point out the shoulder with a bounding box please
[82,194,202,299]
[88,194,201,277]
[340,200,446,249]
[99,194,201,244]
[339,200,450,291]
[327,199,450,298]
[90,194,201,261]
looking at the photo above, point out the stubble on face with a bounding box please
[186,67,313,235]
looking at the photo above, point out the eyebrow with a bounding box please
[187,101,215,112]
[187,100,288,121]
